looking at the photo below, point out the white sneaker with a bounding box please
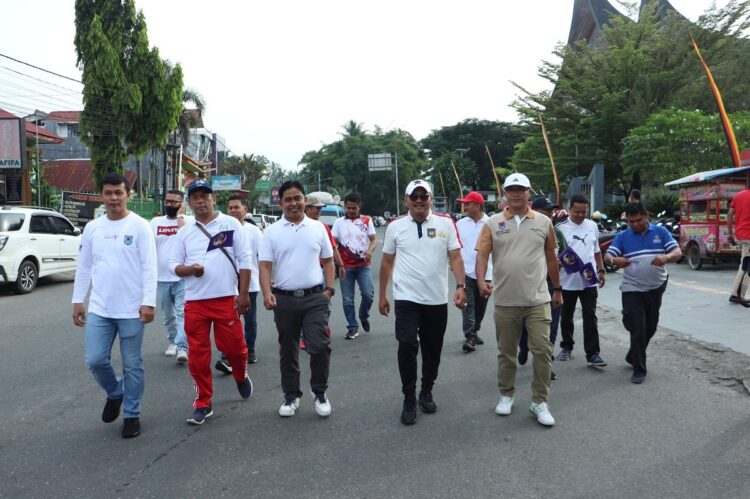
[278,397,300,417]
[165,344,177,356]
[494,396,514,415]
[312,391,331,417]
[529,402,555,426]
[176,349,188,363]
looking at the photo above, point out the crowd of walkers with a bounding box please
[71,171,682,438]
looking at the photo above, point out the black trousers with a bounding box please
[621,281,667,375]
[462,276,490,337]
[560,287,600,359]
[394,300,448,397]
[273,292,331,399]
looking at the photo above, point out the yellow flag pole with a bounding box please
[485,143,503,202]
[450,160,463,198]
[538,112,561,204]
[437,168,447,196]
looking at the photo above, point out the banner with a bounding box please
[60,191,104,228]
[0,118,24,170]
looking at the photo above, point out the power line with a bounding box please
[0,52,83,84]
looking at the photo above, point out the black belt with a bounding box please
[272,285,324,297]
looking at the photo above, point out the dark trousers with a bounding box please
[273,292,331,399]
[622,281,667,375]
[242,291,258,353]
[462,276,490,337]
[560,286,600,359]
[395,300,448,397]
[520,278,560,355]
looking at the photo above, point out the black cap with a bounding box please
[531,197,558,211]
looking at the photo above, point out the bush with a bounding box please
[642,188,678,217]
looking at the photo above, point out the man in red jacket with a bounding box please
[728,184,750,305]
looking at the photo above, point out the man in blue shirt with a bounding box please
[604,203,682,384]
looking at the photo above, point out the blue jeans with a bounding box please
[243,291,259,353]
[340,266,374,332]
[85,313,145,418]
[157,280,187,350]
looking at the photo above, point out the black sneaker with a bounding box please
[587,354,607,367]
[630,371,646,384]
[214,359,232,375]
[361,319,371,333]
[187,406,213,425]
[345,329,358,340]
[551,371,557,381]
[462,335,476,353]
[401,396,417,425]
[418,391,437,414]
[102,396,123,423]
[247,352,258,364]
[518,349,529,366]
[473,334,484,345]
[121,417,140,438]
[237,374,253,399]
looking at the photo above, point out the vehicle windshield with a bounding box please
[0,213,25,231]
[319,211,341,227]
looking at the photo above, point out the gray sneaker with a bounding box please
[557,348,572,361]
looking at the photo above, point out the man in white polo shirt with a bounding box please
[169,180,253,426]
[259,180,336,419]
[227,194,263,364]
[72,173,157,439]
[151,189,190,363]
[379,179,466,425]
[456,191,492,353]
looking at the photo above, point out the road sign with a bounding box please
[212,175,241,191]
[254,179,273,191]
[368,153,393,172]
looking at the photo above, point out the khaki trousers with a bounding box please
[495,304,552,404]
[730,241,750,298]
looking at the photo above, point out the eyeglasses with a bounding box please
[408,193,430,202]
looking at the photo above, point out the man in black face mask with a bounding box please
[151,189,191,362]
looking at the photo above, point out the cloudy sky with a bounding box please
[0,0,728,171]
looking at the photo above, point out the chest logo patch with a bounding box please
[427,228,436,238]
[124,235,133,246]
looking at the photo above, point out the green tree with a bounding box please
[512,1,750,194]
[75,0,184,186]
[177,88,205,150]
[221,153,268,208]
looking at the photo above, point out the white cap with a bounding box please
[503,173,531,190]
[405,179,432,196]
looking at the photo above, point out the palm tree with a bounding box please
[177,88,206,151]
[340,120,365,138]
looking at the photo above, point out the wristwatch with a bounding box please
[456,283,467,290]
[553,287,563,292]
[325,286,336,296]
[597,268,605,274]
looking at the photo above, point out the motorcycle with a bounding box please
[598,232,619,273]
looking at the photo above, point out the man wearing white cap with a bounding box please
[379,179,466,425]
[475,173,563,427]
[455,191,493,353]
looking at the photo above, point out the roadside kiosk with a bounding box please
[665,166,750,270]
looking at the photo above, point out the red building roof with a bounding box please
[0,108,65,144]
[46,110,81,123]
[45,159,137,193]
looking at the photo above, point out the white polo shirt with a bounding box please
[382,210,462,305]
[72,212,157,319]
[258,215,333,291]
[456,213,493,280]
[557,217,600,290]
[241,221,263,293]
[151,215,193,282]
[169,212,251,301]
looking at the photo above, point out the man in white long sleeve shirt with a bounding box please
[72,173,157,439]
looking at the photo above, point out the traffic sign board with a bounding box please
[255,179,273,191]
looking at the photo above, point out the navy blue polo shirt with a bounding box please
[606,224,678,292]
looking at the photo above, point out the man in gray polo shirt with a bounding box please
[476,173,563,427]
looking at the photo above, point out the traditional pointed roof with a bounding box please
[567,0,627,47]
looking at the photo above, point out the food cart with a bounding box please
[664,166,750,270]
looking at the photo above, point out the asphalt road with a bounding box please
[1,232,749,498]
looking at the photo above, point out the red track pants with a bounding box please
[184,296,248,409]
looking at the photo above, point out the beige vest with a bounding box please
[477,208,554,307]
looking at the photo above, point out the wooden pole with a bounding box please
[538,112,561,204]
[437,168,446,196]
[484,143,503,203]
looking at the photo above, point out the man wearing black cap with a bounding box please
[456,191,492,353]
[169,179,254,425]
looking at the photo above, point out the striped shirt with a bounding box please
[606,224,678,292]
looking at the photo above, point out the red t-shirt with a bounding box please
[731,189,750,240]
[320,223,337,266]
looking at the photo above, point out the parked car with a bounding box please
[0,206,81,294]
[250,213,274,231]
[319,204,345,229]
